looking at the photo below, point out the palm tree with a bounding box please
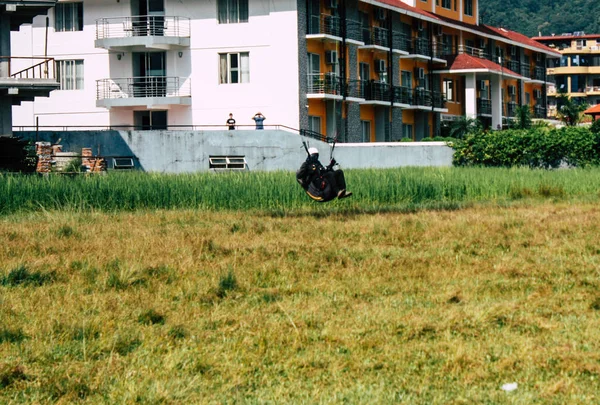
[556,90,588,126]
[449,116,482,139]
[514,105,532,129]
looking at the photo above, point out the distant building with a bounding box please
[0,0,59,137]
[10,0,559,140]
[533,32,600,118]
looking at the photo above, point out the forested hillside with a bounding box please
[480,0,600,37]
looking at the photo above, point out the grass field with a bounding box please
[1,169,600,403]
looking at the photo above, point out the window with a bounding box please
[464,0,473,16]
[219,52,249,84]
[441,0,451,9]
[443,79,454,101]
[55,2,83,32]
[401,70,412,88]
[403,124,413,140]
[361,121,371,143]
[218,0,248,24]
[56,60,84,90]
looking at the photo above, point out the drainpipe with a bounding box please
[340,0,347,142]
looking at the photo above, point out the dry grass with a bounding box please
[1,203,599,403]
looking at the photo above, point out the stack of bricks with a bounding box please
[82,148,106,173]
[35,142,53,173]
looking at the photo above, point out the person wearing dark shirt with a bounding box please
[226,113,236,130]
[296,147,352,202]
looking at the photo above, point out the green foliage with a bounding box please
[138,309,166,325]
[63,158,83,173]
[448,117,482,140]
[556,91,588,127]
[0,365,28,389]
[217,270,238,298]
[0,265,56,287]
[590,119,600,135]
[0,328,27,344]
[452,127,600,168]
[480,0,600,37]
[513,105,532,130]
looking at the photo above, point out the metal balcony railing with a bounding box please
[504,59,520,73]
[392,86,412,105]
[432,91,446,109]
[532,105,547,119]
[412,37,430,56]
[392,32,411,53]
[1,56,56,79]
[532,66,546,81]
[307,73,342,96]
[346,79,364,99]
[96,15,191,39]
[363,26,389,47]
[345,19,363,43]
[586,86,600,93]
[96,77,191,100]
[457,45,490,60]
[308,14,341,37]
[520,65,531,79]
[477,98,492,115]
[505,102,518,117]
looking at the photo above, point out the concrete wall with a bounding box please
[16,129,454,172]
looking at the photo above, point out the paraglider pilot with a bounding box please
[296,147,352,202]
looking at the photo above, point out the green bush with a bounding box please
[452,127,600,168]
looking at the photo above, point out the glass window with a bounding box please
[443,79,454,101]
[464,0,473,16]
[403,124,413,140]
[441,0,451,9]
[56,60,84,90]
[219,52,249,84]
[55,2,83,32]
[218,0,248,24]
[361,120,371,143]
[401,70,412,88]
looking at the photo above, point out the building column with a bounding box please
[491,74,503,130]
[1,14,12,137]
[465,73,477,118]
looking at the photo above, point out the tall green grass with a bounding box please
[2,167,600,215]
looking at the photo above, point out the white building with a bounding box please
[12,0,301,130]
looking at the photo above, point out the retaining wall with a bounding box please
[16,130,454,172]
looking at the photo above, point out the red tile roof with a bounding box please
[370,0,560,56]
[584,104,600,115]
[534,34,600,41]
[484,25,559,56]
[444,54,522,78]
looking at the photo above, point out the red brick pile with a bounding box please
[35,142,52,173]
[82,148,106,173]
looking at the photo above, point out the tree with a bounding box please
[556,90,588,126]
[514,104,532,129]
[449,116,482,139]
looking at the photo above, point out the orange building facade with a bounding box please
[301,0,560,141]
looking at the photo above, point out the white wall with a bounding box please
[11,0,301,131]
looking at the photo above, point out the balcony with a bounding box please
[505,102,518,117]
[531,66,546,82]
[477,98,492,116]
[532,105,547,119]
[96,76,191,108]
[360,26,389,51]
[586,86,600,95]
[362,81,392,104]
[458,44,491,60]
[401,38,446,64]
[0,56,59,104]
[306,14,364,45]
[307,73,343,99]
[95,16,191,51]
[391,32,411,55]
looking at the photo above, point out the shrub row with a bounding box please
[452,126,600,168]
